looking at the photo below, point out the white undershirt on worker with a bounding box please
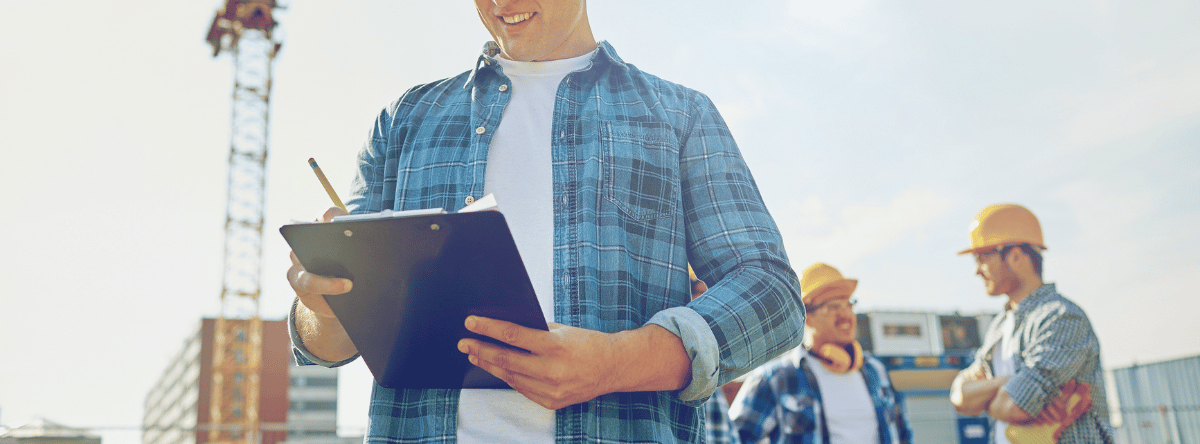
[991,311,1019,444]
[457,49,593,444]
[804,351,881,444]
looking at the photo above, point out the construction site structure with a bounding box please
[142,319,355,444]
[202,1,282,443]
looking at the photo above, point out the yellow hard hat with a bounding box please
[800,263,857,307]
[958,204,1047,255]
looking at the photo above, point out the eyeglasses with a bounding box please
[973,249,1001,265]
[808,298,857,315]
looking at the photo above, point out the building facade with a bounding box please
[143,319,343,444]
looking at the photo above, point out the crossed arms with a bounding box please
[950,363,1033,423]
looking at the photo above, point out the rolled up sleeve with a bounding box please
[648,306,721,403]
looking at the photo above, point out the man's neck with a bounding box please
[807,338,848,354]
[1005,277,1044,309]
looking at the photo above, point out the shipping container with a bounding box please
[1111,354,1200,444]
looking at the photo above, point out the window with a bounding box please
[290,400,338,410]
[939,316,982,352]
[295,377,337,387]
[883,324,922,337]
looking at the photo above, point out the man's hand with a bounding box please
[457,316,692,410]
[288,207,357,362]
[960,362,987,381]
[950,363,1008,415]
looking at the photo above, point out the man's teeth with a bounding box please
[502,12,534,24]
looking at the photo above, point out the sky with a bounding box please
[1,0,1197,441]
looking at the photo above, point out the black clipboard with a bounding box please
[279,209,547,389]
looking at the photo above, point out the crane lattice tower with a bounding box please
[203,1,281,443]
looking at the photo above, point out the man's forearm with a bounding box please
[988,386,1034,423]
[952,375,1007,415]
[607,324,692,393]
[294,301,358,363]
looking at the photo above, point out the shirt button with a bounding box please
[499,84,509,92]
[465,196,475,205]
[475,126,486,135]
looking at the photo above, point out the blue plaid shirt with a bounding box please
[290,41,804,443]
[705,389,742,444]
[729,349,912,444]
[977,283,1115,444]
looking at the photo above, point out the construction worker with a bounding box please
[286,1,805,442]
[950,204,1114,443]
[729,263,912,444]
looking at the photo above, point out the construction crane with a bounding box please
[203,1,281,443]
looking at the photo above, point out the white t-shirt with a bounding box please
[991,311,1019,444]
[456,49,594,444]
[804,352,880,444]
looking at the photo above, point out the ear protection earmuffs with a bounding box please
[812,341,864,374]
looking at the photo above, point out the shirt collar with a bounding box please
[1008,282,1056,313]
[464,40,626,88]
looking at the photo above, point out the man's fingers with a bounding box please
[287,250,352,295]
[458,337,541,377]
[289,264,352,295]
[322,206,348,222]
[461,344,582,410]
[464,316,543,351]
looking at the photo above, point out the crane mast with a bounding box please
[203,1,281,443]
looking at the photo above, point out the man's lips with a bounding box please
[501,12,536,25]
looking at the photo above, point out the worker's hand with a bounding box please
[457,317,618,410]
[287,207,359,362]
[457,316,692,410]
[288,206,354,317]
[961,362,987,381]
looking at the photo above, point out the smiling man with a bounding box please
[285,1,803,443]
[729,263,912,444]
[949,204,1114,443]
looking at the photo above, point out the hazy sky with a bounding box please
[1,0,1197,441]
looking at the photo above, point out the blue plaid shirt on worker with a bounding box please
[976,283,1115,444]
[705,389,742,444]
[729,349,912,444]
[289,40,804,443]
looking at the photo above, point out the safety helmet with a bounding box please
[957,204,1046,255]
[800,263,858,307]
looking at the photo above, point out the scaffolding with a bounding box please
[203,1,281,443]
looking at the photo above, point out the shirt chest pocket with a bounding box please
[600,122,680,221]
